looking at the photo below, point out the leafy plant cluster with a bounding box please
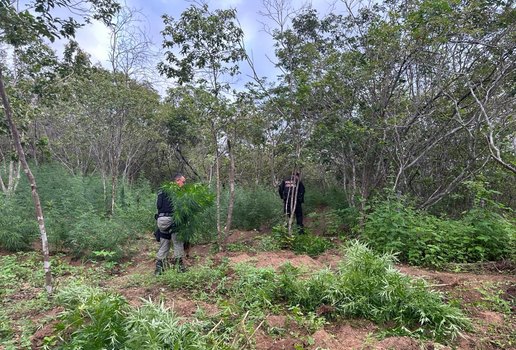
[160,259,229,297]
[0,164,155,261]
[303,185,349,212]
[271,224,331,257]
[307,207,359,237]
[161,181,215,242]
[52,282,209,349]
[228,186,282,230]
[163,242,470,341]
[0,196,38,251]
[361,196,516,267]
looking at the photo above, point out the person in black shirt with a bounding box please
[155,173,187,275]
[278,172,305,234]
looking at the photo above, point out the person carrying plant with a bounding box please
[155,173,187,275]
[278,172,305,234]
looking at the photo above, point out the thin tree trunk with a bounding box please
[111,172,117,215]
[211,123,222,248]
[224,138,236,238]
[0,68,53,294]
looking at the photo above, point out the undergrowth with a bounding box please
[160,241,470,342]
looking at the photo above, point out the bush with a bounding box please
[1,163,156,258]
[228,186,282,230]
[307,207,360,237]
[55,284,128,349]
[361,197,515,267]
[303,184,349,211]
[291,234,332,257]
[54,283,209,349]
[124,300,208,349]
[0,195,38,251]
[67,210,137,261]
[223,242,470,341]
[161,259,229,294]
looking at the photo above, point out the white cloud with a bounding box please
[74,20,112,66]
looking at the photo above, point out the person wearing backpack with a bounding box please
[154,173,187,275]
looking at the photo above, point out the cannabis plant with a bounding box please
[162,182,215,241]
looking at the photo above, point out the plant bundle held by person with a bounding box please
[154,174,214,275]
[279,172,305,234]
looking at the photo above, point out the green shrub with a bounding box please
[124,300,208,349]
[271,224,294,249]
[361,197,515,267]
[2,163,156,255]
[228,186,282,230]
[256,234,282,251]
[0,196,38,251]
[230,263,278,312]
[461,208,515,262]
[291,234,332,257]
[54,283,210,349]
[303,184,349,211]
[336,242,470,340]
[223,242,470,341]
[55,284,128,349]
[161,259,229,294]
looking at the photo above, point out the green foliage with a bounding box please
[230,263,278,313]
[256,234,282,252]
[161,259,229,295]
[0,308,12,345]
[54,283,209,349]
[221,242,470,341]
[0,163,156,260]
[291,234,332,257]
[0,195,38,251]
[55,284,128,349]
[272,224,295,250]
[124,300,207,349]
[361,196,515,267]
[475,282,513,314]
[159,3,246,86]
[303,185,349,211]
[228,186,282,230]
[307,207,359,237]
[270,224,331,257]
[67,210,127,260]
[337,242,470,340]
[0,253,44,296]
[162,182,215,242]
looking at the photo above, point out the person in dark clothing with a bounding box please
[278,172,305,233]
[155,173,187,275]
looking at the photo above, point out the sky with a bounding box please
[67,0,344,94]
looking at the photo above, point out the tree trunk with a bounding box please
[211,122,222,249]
[224,138,236,238]
[0,68,53,294]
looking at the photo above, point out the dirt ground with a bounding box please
[10,229,516,350]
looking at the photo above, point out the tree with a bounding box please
[0,0,119,293]
[158,2,246,247]
[277,0,515,211]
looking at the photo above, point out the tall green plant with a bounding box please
[161,182,215,242]
[0,195,37,251]
[361,196,515,267]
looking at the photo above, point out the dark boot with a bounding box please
[184,241,191,258]
[174,257,186,273]
[154,259,164,276]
